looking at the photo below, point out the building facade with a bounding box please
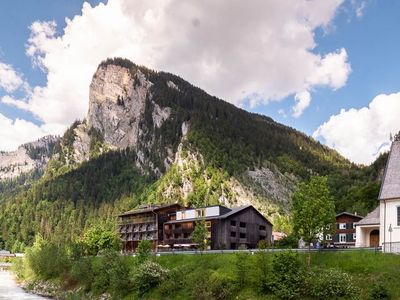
[326,212,363,247]
[118,204,181,252]
[356,133,400,252]
[163,205,272,250]
[118,204,272,251]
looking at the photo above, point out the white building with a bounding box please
[355,134,400,252]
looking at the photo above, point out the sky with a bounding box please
[0,0,399,165]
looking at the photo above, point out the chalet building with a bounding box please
[163,205,273,250]
[325,212,363,247]
[118,204,181,252]
[356,132,400,252]
[118,204,272,251]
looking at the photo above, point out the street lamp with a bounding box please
[389,223,393,253]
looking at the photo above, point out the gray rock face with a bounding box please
[87,64,152,149]
[0,135,59,180]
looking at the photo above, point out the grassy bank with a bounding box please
[12,248,399,299]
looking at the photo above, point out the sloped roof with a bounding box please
[355,206,380,226]
[379,140,400,200]
[336,212,364,219]
[118,203,181,217]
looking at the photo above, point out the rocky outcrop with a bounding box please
[0,135,58,180]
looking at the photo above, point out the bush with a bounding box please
[208,271,236,300]
[309,268,360,299]
[369,281,390,300]
[137,240,152,262]
[257,239,269,249]
[271,251,304,299]
[26,237,70,280]
[274,234,299,249]
[132,260,169,296]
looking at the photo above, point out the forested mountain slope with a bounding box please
[0,58,386,251]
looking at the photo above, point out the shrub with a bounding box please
[254,251,273,294]
[132,260,169,296]
[208,271,236,300]
[369,281,390,300]
[309,268,360,299]
[137,240,152,262]
[235,252,249,288]
[271,251,304,299]
[257,239,269,249]
[26,237,70,280]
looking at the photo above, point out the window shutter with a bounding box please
[336,223,339,230]
[346,233,352,242]
[334,234,339,243]
[397,207,400,226]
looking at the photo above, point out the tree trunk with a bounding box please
[307,244,311,267]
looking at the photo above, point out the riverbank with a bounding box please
[0,270,46,300]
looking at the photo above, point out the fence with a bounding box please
[382,242,400,253]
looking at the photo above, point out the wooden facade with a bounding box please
[163,206,273,249]
[328,212,363,247]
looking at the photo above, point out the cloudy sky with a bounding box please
[0,0,399,165]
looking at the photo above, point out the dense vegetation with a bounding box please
[0,58,388,251]
[13,242,397,299]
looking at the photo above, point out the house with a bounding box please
[118,203,182,252]
[118,204,272,251]
[355,132,400,252]
[325,212,363,247]
[272,231,287,242]
[163,205,273,250]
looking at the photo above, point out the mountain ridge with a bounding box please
[0,57,385,251]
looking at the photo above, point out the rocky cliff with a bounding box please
[0,136,58,180]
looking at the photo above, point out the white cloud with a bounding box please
[0,113,61,152]
[351,0,367,18]
[0,62,25,93]
[2,0,351,150]
[292,91,311,118]
[313,92,400,165]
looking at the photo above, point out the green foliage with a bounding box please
[292,176,335,246]
[191,220,209,250]
[137,239,152,262]
[208,271,236,300]
[274,234,299,249]
[271,251,305,299]
[132,260,169,296]
[83,223,121,255]
[369,281,390,300]
[308,268,360,299]
[25,235,70,280]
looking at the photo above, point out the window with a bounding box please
[230,243,237,249]
[240,222,246,228]
[240,233,246,239]
[196,209,205,217]
[398,206,400,226]
[339,233,346,243]
[259,225,266,231]
[184,233,190,238]
[181,211,186,219]
[353,233,356,240]
[339,223,346,230]
[231,220,236,226]
[259,235,266,240]
[326,234,332,241]
[231,231,236,237]
[205,221,211,228]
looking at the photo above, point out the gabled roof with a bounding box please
[355,206,380,226]
[118,203,181,217]
[379,140,400,200]
[336,212,364,219]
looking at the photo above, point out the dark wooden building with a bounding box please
[163,205,273,249]
[118,204,181,252]
[325,212,363,247]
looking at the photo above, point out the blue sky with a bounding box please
[0,0,399,165]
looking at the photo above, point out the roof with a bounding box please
[118,203,181,217]
[379,140,400,200]
[336,212,364,219]
[355,206,380,226]
[165,205,272,225]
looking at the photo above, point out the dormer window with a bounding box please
[196,209,205,218]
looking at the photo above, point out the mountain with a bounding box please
[0,58,386,251]
[0,136,58,180]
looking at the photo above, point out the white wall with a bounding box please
[380,199,400,247]
[176,206,221,220]
[355,225,379,247]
